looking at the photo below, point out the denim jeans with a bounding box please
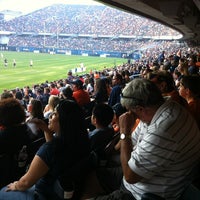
[0,185,35,200]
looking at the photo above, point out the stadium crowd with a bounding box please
[0,40,200,199]
[7,36,183,52]
[0,5,180,37]
[0,3,200,200]
[0,4,181,51]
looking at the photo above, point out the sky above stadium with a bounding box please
[0,0,101,14]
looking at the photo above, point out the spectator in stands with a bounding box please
[57,81,65,93]
[42,87,51,107]
[50,83,60,96]
[0,91,14,100]
[60,86,76,102]
[0,98,34,188]
[72,79,90,107]
[147,70,188,108]
[89,103,114,165]
[93,103,126,194]
[104,77,112,97]
[26,99,45,139]
[43,95,60,119]
[93,78,109,104]
[108,74,124,107]
[176,58,189,87]
[179,75,200,129]
[15,91,27,110]
[0,100,91,200]
[86,77,94,96]
[94,78,200,200]
[35,87,46,109]
[26,99,44,121]
[188,55,199,75]
[173,69,182,87]
[23,86,35,99]
[63,78,71,88]
[66,71,74,83]
[10,89,17,99]
[122,70,131,84]
[158,51,165,65]
[95,103,139,194]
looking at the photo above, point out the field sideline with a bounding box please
[0,51,125,93]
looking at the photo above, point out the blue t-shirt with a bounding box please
[35,139,64,198]
[89,127,114,159]
[108,85,122,107]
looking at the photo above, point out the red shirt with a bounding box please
[73,89,90,107]
[50,88,60,95]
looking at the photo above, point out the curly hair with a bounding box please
[0,98,26,127]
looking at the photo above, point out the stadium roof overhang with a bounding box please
[96,0,200,43]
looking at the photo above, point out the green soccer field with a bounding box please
[0,51,125,93]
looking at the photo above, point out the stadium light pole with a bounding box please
[43,21,46,47]
[56,24,59,48]
[52,16,60,49]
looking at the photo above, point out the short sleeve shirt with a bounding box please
[35,140,64,197]
[124,100,200,200]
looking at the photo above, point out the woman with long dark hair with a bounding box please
[0,100,91,200]
[93,78,109,104]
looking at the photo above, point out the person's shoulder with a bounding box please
[89,129,99,138]
[44,110,52,118]
[112,84,122,91]
[83,89,90,97]
[90,127,114,139]
[36,139,56,155]
[36,139,61,166]
[73,89,80,95]
[159,98,189,120]
[162,97,179,108]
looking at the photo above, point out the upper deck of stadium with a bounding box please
[97,0,200,42]
[0,4,182,40]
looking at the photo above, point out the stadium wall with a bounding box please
[7,46,127,59]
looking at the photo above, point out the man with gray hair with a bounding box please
[94,78,200,200]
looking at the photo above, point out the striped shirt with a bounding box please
[124,99,200,200]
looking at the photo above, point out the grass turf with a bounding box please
[0,51,125,93]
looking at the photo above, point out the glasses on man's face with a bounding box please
[121,93,142,102]
[121,93,144,111]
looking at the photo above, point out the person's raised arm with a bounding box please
[119,111,142,184]
[30,118,54,142]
